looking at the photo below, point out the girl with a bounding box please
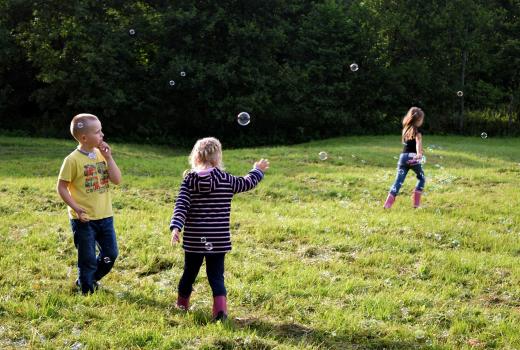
[170,137,269,321]
[384,107,426,209]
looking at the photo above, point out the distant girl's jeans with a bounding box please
[389,153,426,196]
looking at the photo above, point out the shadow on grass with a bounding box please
[228,316,423,350]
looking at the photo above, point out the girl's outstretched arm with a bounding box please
[230,159,269,194]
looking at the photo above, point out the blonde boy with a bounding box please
[57,113,122,294]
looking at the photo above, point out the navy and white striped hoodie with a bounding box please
[170,167,264,253]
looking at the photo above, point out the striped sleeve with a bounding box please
[229,168,264,194]
[170,177,192,231]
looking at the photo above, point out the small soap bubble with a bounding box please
[398,169,405,175]
[451,239,460,247]
[180,71,186,77]
[237,112,251,126]
[169,80,175,86]
[77,122,84,129]
[350,63,359,72]
[205,242,213,251]
[201,237,206,243]
[103,257,111,264]
[400,307,410,316]
[129,29,136,36]
[457,91,463,97]
[415,330,426,340]
[71,342,83,350]
[481,132,488,139]
[318,151,328,161]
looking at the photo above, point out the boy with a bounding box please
[57,113,122,294]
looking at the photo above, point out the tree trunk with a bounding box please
[459,50,467,133]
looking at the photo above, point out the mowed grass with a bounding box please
[0,134,519,349]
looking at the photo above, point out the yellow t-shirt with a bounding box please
[58,148,113,220]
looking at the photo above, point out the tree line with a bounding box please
[1,0,519,146]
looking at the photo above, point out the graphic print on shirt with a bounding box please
[84,162,109,193]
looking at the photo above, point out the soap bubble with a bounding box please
[205,242,213,251]
[201,237,206,243]
[481,132,488,139]
[414,330,426,340]
[169,80,175,86]
[129,29,136,36]
[457,91,463,97]
[180,71,186,77]
[318,151,328,161]
[237,112,251,126]
[103,257,111,264]
[350,63,359,72]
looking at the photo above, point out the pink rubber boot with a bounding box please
[212,296,228,321]
[176,295,190,310]
[412,190,422,208]
[383,193,396,209]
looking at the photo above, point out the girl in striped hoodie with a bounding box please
[170,137,269,321]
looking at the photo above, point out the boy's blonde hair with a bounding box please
[402,107,424,142]
[189,137,223,170]
[70,113,99,141]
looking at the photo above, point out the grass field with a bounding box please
[0,135,519,349]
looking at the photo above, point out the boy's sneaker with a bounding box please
[75,279,100,291]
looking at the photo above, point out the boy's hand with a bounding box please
[171,228,180,246]
[254,159,270,172]
[98,141,112,159]
[75,207,90,222]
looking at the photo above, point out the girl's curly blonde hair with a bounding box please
[189,137,223,171]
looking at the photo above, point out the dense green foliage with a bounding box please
[1,135,520,349]
[0,0,519,145]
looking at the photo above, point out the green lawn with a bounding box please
[0,135,519,349]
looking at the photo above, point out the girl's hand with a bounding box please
[254,159,270,172]
[171,228,180,246]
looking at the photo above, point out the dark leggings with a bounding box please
[178,252,226,298]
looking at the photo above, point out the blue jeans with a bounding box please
[389,153,426,196]
[178,253,226,298]
[70,217,118,294]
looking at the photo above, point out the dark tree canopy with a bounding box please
[1,0,518,145]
